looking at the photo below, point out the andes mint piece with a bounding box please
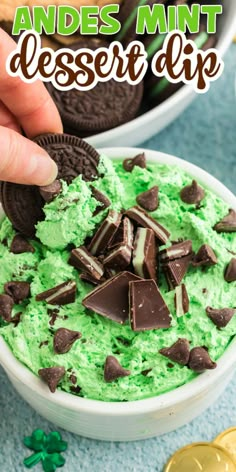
[104,355,130,382]
[88,210,122,256]
[129,279,171,331]
[39,180,62,203]
[69,246,104,281]
[103,245,132,271]
[54,328,81,354]
[10,234,35,254]
[132,228,157,280]
[224,258,236,282]
[91,187,111,216]
[206,306,235,328]
[80,272,105,286]
[163,254,192,290]
[136,186,159,212]
[38,366,66,393]
[123,153,146,172]
[125,206,170,244]
[180,180,205,204]
[108,217,134,250]
[159,338,190,366]
[214,209,236,233]
[82,271,141,324]
[192,244,217,267]
[174,284,189,317]
[4,281,31,303]
[0,294,14,322]
[36,280,76,305]
[188,347,217,373]
[159,240,192,262]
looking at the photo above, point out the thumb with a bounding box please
[0,126,58,186]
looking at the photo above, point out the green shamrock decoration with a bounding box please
[23,429,68,472]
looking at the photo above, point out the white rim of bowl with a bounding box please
[0,148,236,417]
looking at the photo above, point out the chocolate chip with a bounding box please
[159,338,190,366]
[104,355,130,382]
[206,306,235,328]
[36,280,76,305]
[224,258,236,282]
[4,281,31,303]
[188,347,217,373]
[0,294,14,322]
[39,180,62,203]
[123,153,146,172]
[214,209,236,233]
[136,186,159,212]
[38,366,66,393]
[91,186,111,216]
[192,244,218,267]
[10,234,35,254]
[54,328,81,354]
[174,284,189,317]
[125,206,170,244]
[180,180,205,205]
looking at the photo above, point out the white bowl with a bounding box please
[87,1,236,148]
[0,148,236,442]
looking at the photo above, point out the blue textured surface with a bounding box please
[0,45,236,472]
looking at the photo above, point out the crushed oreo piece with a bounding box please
[163,254,192,290]
[129,279,171,331]
[39,180,62,203]
[206,306,235,328]
[4,281,31,303]
[38,366,66,393]
[141,369,152,376]
[39,341,49,348]
[47,308,60,326]
[125,206,170,244]
[70,385,81,394]
[136,186,159,212]
[10,234,35,254]
[159,338,190,365]
[91,186,111,216]
[36,280,76,305]
[104,355,130,382]
[132,228,157,280]
[88,210,122,256]
[69,374,77,385]
[159,240,192,262]
[224,258,236,282]
[180,180,205,205]
[174,284,189,317]
[0,294,14,322]
[188,347,217,373]
[192,244,217,267]
[123,153,146,172]
[69,246,104,281]
[214,209,236,233]
[54,328,81,354]
[11,312,23,327]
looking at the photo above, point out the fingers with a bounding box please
[0,125,58,186]
[0,101,21,133]
[0,29,63,138]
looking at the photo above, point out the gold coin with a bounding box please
[164,442,236,472]
[214,428,236,463]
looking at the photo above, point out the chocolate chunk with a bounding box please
[180,180,205,204]
[54,328,81,354]
[38,366,66,393]
[206,306,235,328]
[214,209,236,233]
[192,244,217,267]
[4,281,31,304]
[160,240,192,262]
[159,338,190,366]
[224,258,236,282]
[163,254,192,290]
[123,153,146,172]
[10,234,35,254]
[132,228,157,280]
[104,355,130,382]
[125,206,170,244]
[103,244,132,271]
[91,187,111,216]
[88,210,122,256]
[108,217,134,250]
[188,347,217,373]
[174,284,189,317]
[82,271,141,324]
[136,186,159,212]
[39,180,62,203]
[69,246,104,281]
[36,280,76,305]
[129,279,171,331]
[0,294,14,322]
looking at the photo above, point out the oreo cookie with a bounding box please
[0,134,100,238]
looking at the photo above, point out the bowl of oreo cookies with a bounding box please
[0,135,236,440]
